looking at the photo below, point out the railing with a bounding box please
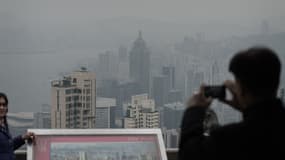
[16,149,179,160]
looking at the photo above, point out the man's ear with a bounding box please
[236,79,247,98]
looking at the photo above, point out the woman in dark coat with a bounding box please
[0,92,34,160]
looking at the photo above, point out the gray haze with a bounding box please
[1,0,285,112]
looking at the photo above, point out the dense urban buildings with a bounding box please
[5,26,285,151]
[51,67,96,128]
[2,1,285,157]
[123,94,159,128]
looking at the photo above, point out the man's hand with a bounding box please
[219,80,244,111]
[187,85,213,109]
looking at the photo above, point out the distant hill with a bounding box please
[0,16,257,51]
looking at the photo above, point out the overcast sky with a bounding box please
[2,0,285,27]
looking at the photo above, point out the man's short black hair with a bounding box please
[229,47,281,97]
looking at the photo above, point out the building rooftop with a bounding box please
[96,97,116,108]
[164,102,185,110]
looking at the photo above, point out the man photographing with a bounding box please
[179,47,285,160]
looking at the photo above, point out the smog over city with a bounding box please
[1,1,285,148]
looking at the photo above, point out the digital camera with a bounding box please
[204,85,226,99]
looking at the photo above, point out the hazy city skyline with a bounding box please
[1,0,285,114]
[2,1,285,151]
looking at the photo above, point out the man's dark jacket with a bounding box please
[179,98,285,160]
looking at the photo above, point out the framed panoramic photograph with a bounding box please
[27,129,167,160]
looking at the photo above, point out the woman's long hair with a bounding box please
[0,92,9,129]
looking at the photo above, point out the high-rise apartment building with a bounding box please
[51,67,96,128]
[95,97,116,128]
[123,94,159,128]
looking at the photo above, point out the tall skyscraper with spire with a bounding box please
[129,31,150,94]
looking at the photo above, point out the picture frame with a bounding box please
[27,129,167,160]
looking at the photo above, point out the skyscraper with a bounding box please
[129,31,150,94]
[152,75,168,108]
[162,66,175,90]
[186,70,204,98]
[51,67,96,128]
[34,104,51,129]
[162,102,185,129]
[118,45,128,62]
[118,46,129,82]
[97,51,119,81]
[95,97,116,128]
